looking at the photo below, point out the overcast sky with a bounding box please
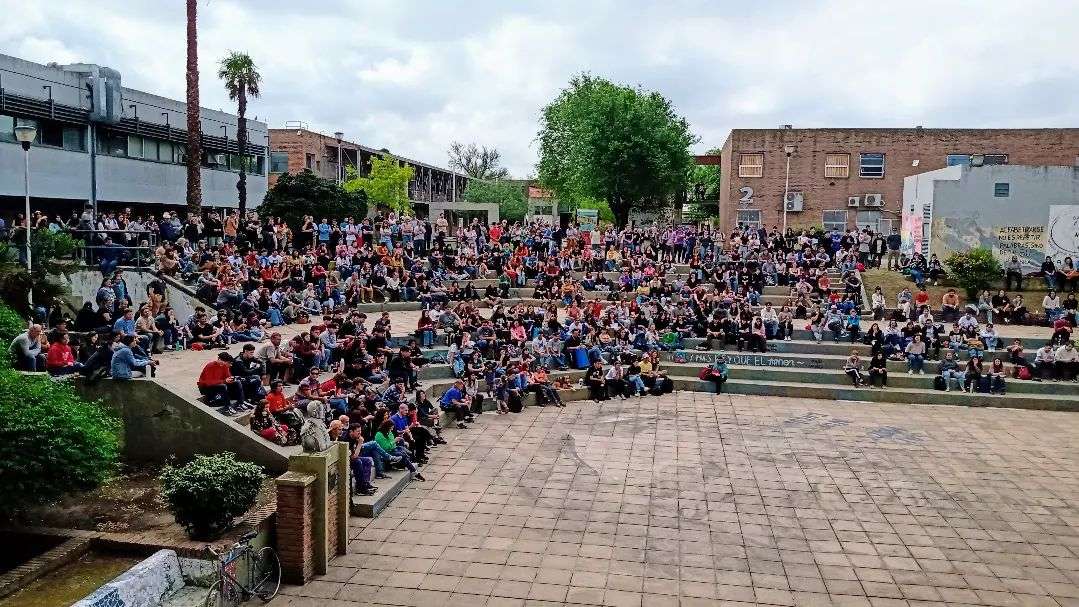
[3,1,1076,176]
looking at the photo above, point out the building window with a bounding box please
[859,153,885,178]
[822,210,848,232]
[973,153,1008,166]
[533,205,553,216]
[305,153,315,169]
[994,182,1010,197]
[738,153,764,178]
[824,153,850,178]
[856,210,882,232]
[737,209,761,228]
[946,154,970,166]
[270,152,289,173]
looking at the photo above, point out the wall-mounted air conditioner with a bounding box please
[785,192,804,212]
[847,196,861,207]
[863,194,883,207]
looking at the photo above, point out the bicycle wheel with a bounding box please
[203,580,224,607]
[252,546,282,601]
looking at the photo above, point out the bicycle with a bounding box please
[203,530,281,607]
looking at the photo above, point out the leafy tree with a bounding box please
[537,73,698,226]
[945,247,1002,299]
[344,155,415,215]
[218,51,262,217]
[185,0,202,214]
[260,170,367,233]
[684,147,722,220]
[463,180,528,223]
[0,230,77,315]
[160,453,263,539]
[448,142,510,180]
[0,344,121,515]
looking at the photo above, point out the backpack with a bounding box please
[698,367,712,380]
[507,391,523,413]
[1017,366,1032,381]
[300,419,332,453]
[933,375,946,391]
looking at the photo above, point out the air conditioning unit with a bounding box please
[863,193,884,207]
[847,196,861,207]
[784,192,804,212]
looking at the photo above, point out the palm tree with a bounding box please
[217,52,262,216]
[185,0,202,215]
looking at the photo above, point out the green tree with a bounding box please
[260,170,367,233]
[0,230,77,314]
[945,247,1002,299]
[217,51,262,217]
[463,180,528,223]
[537,73,698,226]
[448,142,510,180]
[344,155,415,215]
[0,333,121,515]
[684,147,722,220]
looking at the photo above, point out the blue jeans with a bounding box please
[941,369,965,390]
[360,441,395,475]
[907,354,924,373]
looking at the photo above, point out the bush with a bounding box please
[0,368,120,515]
[945,247,1002,299]
[160,453,263,539]
[260,170,368,235]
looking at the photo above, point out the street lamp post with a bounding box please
[14,124,37,307]
[782,144,796,233]
[334,132,344,183]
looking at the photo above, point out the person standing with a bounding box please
[884,229,902,271]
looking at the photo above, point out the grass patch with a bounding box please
[861,268,1049,315]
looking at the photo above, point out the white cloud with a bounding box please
[1,0,1076,175]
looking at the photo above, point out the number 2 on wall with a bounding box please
[739,187,754,203]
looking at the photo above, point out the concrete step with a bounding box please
[656,361,1079,397]
[701,377,1077,412]
[350,467,414,518]
[679,336,1032,358]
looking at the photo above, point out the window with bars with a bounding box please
[994,182,1010,197]
[270,152,290,173]
[824,153,850,178]
[738,153,764,178]
[737,209,761,228]
[859,153,885,178]
[822,210,848,232]
[946,154,970,166]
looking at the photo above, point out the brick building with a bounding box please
[717,127,1079,234]
[268,124,469,217]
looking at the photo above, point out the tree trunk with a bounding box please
[185,0,202,216]
[236,85,247,217]
[611,197,630,228]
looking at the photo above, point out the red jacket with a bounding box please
[197,361,232,387]
[46,343,75,369]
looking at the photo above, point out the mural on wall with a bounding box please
[1047,204,1079,261]
[993,225,1047,266]
[929,207,1049,269]
[901,213,923,254]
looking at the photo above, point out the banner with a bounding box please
[1046,205,1079,261]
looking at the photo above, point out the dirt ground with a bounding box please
[16,464,276,535]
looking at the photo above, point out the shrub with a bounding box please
[0,368,120,515]
[160,453,263,539]
[945,247,1002,299]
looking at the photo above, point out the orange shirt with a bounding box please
[266,392,289,413]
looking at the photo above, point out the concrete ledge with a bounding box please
[73,549,185,607]
[351,469,412,518]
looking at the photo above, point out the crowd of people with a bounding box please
[6,205,1078,496]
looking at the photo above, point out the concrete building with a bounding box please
[903,164,1079,269]
[0,53,267,214]
[526,185,559,223]
[717,127,1079,234]
[268,125,485,220]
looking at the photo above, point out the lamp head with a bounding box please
[783,144,796,156]
[14,124,36,149]
[334,131,344,142]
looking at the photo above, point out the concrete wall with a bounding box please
[0,143,90,199]
[72,376,289,473]
[60,268,202,321]
[95,155,266,208]
[904,165,1079,268]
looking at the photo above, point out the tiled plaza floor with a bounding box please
[271,393,1079,607]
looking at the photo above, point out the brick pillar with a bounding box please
[278,442,349,583]
[275,472,315,585]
